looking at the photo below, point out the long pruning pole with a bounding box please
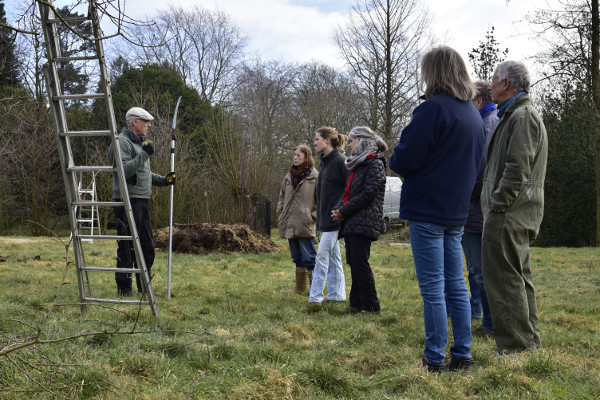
[167,96,182,300]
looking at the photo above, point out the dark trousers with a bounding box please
[345,234,380,312]
[114,198,155,292]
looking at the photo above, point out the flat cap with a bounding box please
[125,107,154,122]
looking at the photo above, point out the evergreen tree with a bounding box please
[468,26,508,81]
[55,6,93,96]
[0,0,20,88]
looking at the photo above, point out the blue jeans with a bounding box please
[289,237,316,269]
[309,231,346,302]
[409,220,472,364]
[462,232,493,332]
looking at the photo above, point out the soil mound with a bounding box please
[154,223,281,254]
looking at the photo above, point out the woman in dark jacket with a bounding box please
[389,46,485,372]
[332,126,387,315]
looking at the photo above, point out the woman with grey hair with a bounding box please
[332,126,387,315]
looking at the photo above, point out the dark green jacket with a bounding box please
[108,128,167,199]
[481,94,548,236]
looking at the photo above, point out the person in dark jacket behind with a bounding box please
[332,126,387,315]
[389,46,485,373]
[277,145,319,295]
[465,80,498,338]
[309,127,349,305]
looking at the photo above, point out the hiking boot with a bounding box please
[419,357,446,373]
[118,288,134,297]
[472,326,494,339]
[337,306,360,315]
[446,356,472,374]
[295,267,309,294]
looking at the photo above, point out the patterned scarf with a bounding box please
[290,164,311,190]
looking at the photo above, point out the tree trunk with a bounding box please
[593,0,600,246]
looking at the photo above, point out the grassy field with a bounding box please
[0,231,599,399]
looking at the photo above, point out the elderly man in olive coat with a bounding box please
[481,61,548,354]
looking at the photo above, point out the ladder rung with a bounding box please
[78,219,93,223]
[46,17,89,24]
[77,234,134,240]
[84,297,151,306]
[60,130,111,137]
[54,93,105,101]
[81,267,143,273]
[54,56,98,62]
[67,166,114,173]
[72,201,124,207]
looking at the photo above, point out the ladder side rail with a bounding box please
[39,3,87,314]
[89,5,158,316]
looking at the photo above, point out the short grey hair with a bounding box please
[473,80,492,103]
[495,61,530,93]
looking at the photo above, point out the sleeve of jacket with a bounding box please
[152,172,167,186]
[339,159,386,218]
[491,108,543,210]
[336,157,350,205]
[390,101,439,176]
[277,175,287,216]
[311,172,318,221]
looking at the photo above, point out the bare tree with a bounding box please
[335,0,432,148]
[122,5,248,104]
[204,60,297,225]
[290,62,364,146]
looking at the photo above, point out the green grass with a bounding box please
[0,232,599,399]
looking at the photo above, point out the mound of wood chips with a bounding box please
[154,223,281,254]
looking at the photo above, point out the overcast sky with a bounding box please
[9,0,553,78]
[113,0,551,75]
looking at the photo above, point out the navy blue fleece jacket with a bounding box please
[389,95,485,226]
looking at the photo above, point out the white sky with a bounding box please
[8,0,553,79]
[124,0,549,70]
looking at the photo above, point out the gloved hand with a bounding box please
[165,172,177,185]
[142,140,154,156]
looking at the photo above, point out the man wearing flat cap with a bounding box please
[108,107,177,297]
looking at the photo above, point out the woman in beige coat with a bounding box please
[277,145,319,294]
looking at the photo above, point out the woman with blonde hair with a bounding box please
[308,127,349,305]
[277,145,319,294]
[390,46,485,372]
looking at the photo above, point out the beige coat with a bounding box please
[277,168,318,239]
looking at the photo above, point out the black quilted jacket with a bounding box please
[338,155,387,241]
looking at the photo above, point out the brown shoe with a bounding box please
[337,306,360,314]
[472,326,493,339]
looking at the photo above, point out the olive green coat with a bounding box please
[481,94,548,353]
[277,168,318,239]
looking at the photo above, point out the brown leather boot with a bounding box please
[295,267,309,294]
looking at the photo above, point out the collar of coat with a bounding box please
[497,92,527,118]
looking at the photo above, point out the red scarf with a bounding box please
[290,164,311,190]
[343,153,376,204]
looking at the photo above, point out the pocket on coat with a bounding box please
[482,212,506,245]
